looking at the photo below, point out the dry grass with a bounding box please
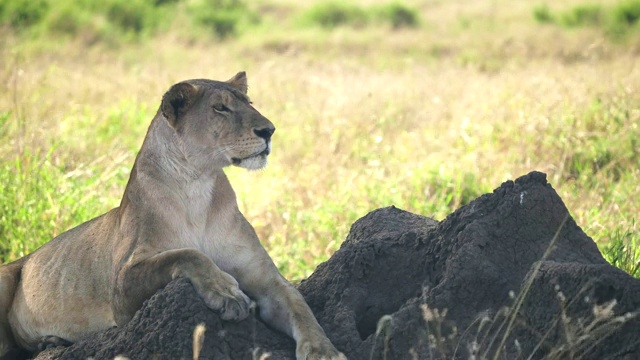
[1,0,639,279]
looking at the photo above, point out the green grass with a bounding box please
[602,221,640,277]
[0,150,115,261]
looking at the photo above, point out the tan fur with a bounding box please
[0,73,345,360]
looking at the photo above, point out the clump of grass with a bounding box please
[413,285,638,359]
[602,221,640,277]
[297,2,420,30]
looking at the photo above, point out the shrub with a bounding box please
[602,222,640,277]
[559,3,603,27]
[105,0,158,35]
[44,3,96,37]
[153,0,180,5]
[374,2,420,29]
[0,0,49,29]
[612,0,640,26]
[299,2,369,29]
[298,2,421,30]
[533,4,554,23]
[607,0,640,37]
[189,0,259,38]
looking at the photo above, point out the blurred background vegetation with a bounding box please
[0,0,639,280]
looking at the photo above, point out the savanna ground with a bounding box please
[0,0,639,281]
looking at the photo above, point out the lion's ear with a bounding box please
[226,71,248,94]
[161,82,200,128]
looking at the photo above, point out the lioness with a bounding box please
[0,73,345,360]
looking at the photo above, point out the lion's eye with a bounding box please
[213,104,231,113]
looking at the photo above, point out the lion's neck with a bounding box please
[122,116,223,212]
[139,116,216,182]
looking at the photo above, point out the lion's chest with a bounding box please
[172,177,214,227]
[169,179,237,252]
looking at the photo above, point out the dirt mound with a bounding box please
[37,171,640,360]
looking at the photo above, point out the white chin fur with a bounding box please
[236,154,268,170]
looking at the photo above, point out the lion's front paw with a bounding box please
[218,286,252,321]
[201,275,252,321]
[297,339,347,360]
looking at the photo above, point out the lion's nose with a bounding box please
[254,127,275,141]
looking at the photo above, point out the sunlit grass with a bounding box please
[0,0,639,281]
[0,149,124,261]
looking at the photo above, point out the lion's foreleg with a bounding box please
[255,277,345,360]
[112,248,252,326]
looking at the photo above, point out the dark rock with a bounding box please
[36,171,640,360]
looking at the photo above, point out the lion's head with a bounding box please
[160,72,275,171]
